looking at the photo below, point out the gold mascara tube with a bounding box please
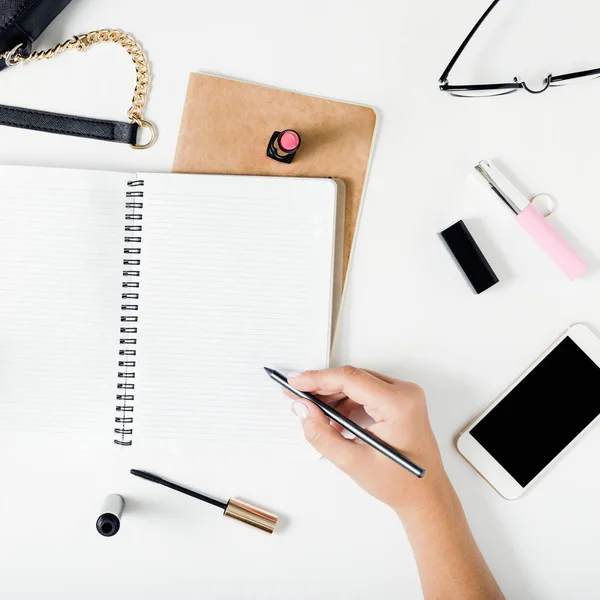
[130,469,278,534]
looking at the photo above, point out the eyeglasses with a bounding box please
[439,0,600,97]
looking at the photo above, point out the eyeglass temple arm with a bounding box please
[439,0,502,85]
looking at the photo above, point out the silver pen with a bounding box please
[264,367,425,478]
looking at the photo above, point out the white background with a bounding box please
[2,0,600,598]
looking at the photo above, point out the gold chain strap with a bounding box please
[0,30,156,149]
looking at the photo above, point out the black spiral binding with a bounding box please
[114,179,144,446]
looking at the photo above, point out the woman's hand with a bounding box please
[286,366,452,521]
[287,366,506,600]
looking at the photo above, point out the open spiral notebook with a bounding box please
[0,166,341,451]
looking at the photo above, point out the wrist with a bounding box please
[393,468,457,525]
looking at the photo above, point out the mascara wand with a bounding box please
[130,469,278,534]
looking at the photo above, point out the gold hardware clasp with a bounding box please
[130,118,157,150]
[4,43,24,66]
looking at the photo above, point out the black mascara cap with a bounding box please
[96,513,120,537]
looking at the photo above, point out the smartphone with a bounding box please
[457,324,600,499]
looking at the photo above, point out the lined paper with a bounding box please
[0,166,129,436]
[135,173,337,447]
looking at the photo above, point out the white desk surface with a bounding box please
[2,0,600,598]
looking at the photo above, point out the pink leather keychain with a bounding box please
[475,160,588,281]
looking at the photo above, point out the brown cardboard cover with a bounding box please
[173,73,377,283]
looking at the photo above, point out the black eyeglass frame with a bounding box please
[438,0,600,96]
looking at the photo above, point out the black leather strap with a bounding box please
[0,104,139,144]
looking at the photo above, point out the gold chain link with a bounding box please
[0,30,156,148]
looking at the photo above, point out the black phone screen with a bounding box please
[470,336,600,487]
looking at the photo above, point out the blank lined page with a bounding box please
[135,173,337,448]
[0,166,129,437]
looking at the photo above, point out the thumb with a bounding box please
[292,401,366,473]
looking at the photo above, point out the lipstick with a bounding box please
[474,160,587,281]
[266,129,301,164]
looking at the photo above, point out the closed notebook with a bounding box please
[173,73,377,286]
[0,165,339,451]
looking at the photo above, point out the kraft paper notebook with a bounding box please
[173,73,377,284]
[0,165,339,451]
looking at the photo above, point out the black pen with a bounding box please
[264,367,426,478]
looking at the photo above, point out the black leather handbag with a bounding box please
[0,0,155,148]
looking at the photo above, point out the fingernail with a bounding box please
[287,371,302,379]
[292,402,309,421]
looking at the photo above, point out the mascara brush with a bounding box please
[130,469,278,534]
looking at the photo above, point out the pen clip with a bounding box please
[474,160,530,215]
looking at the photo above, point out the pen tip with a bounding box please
[263,366,273,375]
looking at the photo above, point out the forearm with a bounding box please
[399,475,505,600]
[287,368,504,598]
